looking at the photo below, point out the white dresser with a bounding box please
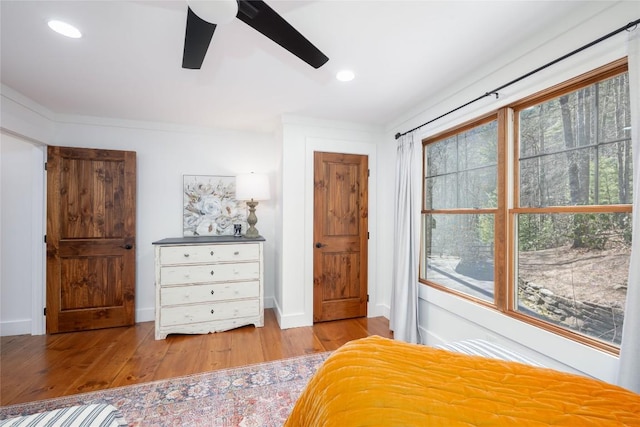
[153,236,264,340]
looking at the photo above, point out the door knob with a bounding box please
[315,242,327,248]
[122,244,133,250]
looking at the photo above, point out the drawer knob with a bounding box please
[210,251,214,256]
[183,253,190,258]
[210,270,215,276]
[210,290,215,295]
[210,309,215,314]
[234,251,240,255]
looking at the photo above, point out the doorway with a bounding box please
[46,146,137,333]
[313,151,368,322]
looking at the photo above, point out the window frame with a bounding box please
[421,112,507,309]
[420,58,630,355]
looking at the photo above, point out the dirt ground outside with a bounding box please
[518,245,630,309]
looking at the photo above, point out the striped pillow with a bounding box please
[437,339,544,367]
[0,404,127,427]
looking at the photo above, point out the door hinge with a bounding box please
[367,232,370,239]
[44,235,46,243]
[367,295,370,302]
[44,162,47,171]
[44,307,47,316]
[368,169,370,177]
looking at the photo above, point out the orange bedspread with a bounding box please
[285,336,640,426]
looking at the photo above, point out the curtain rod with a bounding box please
[395,18,640,140]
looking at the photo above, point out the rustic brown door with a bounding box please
[313,151,368,322]
[46,146,136,333]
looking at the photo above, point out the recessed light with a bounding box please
[48,20,82,38]
[336,70,355,82]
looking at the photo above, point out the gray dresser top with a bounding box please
[153,236,265,245]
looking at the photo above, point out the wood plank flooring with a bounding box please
[0,309,392,406]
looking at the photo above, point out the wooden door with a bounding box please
[313,151,368,322]
[46,146,136,333]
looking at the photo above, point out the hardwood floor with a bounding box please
[0,309,392,406]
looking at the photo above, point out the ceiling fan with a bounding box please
[182,0,329,70]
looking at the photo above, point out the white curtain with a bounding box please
[390,132,421,343]
[617,28,640,393]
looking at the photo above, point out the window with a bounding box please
[421,118,499,304]
[420,60,631,352]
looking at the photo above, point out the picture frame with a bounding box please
[183,175,247,236]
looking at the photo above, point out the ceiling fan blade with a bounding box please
[182,7,217,69]
[236,0,329,69]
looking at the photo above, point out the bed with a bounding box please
[284,335,640,426]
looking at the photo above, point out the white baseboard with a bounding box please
[0,319,32,337]
[263,296,274,309]
[371,303,390,319]
[419,325,445,346]
[272,298,312,329]
[278,312,311,329]
[270,300,388,330]
[2,296,372,336]
[135,307,155,323]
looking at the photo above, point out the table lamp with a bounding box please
[235,173,270,238]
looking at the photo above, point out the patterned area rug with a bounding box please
[0,352,330,426]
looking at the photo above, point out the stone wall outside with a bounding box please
[518,280,624,345]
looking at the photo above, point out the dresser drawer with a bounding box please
[160,243,259,265]
[160,262,259,285]
[160,281,259,306]
[160,299,260,327]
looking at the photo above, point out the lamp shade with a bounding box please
[235,173,270,201]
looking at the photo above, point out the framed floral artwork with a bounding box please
[183,175,247,236]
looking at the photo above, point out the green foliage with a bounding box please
[621,213,633,244]
[478,193,496,245]
[518,214,567,251]
[593,156,617,204]
[569,213,612,250]
[518,212,631,252]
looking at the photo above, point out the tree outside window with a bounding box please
[515,70,631,346]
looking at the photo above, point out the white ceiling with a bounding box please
[0,1,624,133]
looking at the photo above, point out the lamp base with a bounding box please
[244,200,260,238]
[244,227,260,238]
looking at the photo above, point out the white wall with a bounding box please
[275,116,385,328]
[1,86,53,335]
[52,117,280,323]
[0,92,389,335]
[386,2,637,383]
[1,85,390,337]
[0,88,280,332]
[0,133,46,335]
